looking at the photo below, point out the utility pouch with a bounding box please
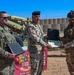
[7,42,24,55]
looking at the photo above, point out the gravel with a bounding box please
[42,50,70,75]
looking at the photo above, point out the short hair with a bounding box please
[0,11,6,17]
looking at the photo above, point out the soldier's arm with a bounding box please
[40,38,46,46]
[28,26,40,41]
[0,47,9,57]
[64,39,74,47]
[64,24,73,38]
[61,28,70,44]
[0,47,14,58]
[38,25,47,45]
[27,26,46,46]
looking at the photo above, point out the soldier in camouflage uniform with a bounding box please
[61,10,74,75]
[27,11,51,75]
[0,11,17,75]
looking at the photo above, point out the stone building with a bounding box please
[40,18,68,36]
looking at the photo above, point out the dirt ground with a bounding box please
[42,49,71,75]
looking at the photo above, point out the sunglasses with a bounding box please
[0,17,9,19]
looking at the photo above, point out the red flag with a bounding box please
[14,50,31,75]
[43,47,48,70]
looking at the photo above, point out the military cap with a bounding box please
[32,11,40,15]
[67,10,74,18]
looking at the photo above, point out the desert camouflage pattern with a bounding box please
[27,22,46,75]
[63,23,74,75]
[64,23,74,44]
[0,26,16,75]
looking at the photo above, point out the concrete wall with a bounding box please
[40,18,69,35]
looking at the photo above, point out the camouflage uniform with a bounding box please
[27,22,46,75]
[64,23,74,75]
[0,26,16,75]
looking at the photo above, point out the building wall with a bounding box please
[40,18,68,36]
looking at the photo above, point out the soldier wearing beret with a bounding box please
[61,10,74,75]
[27,11,51,75]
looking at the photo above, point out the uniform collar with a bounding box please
[31,21,39,26]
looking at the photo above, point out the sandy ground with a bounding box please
[42,50,71,75]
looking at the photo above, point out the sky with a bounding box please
[0,0,74,19]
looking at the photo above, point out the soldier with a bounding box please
[0,11,17,75]
[61,10,74,75]
[27,11,51,75]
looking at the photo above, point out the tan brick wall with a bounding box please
[40,18,69,35]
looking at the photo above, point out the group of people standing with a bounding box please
[0,11,51,75]
[0,10,74,75]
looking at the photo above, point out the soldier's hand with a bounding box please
[45,44,52,49]
[44,36,48,39]
[59,45,65,48]
[8,53,15,59]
